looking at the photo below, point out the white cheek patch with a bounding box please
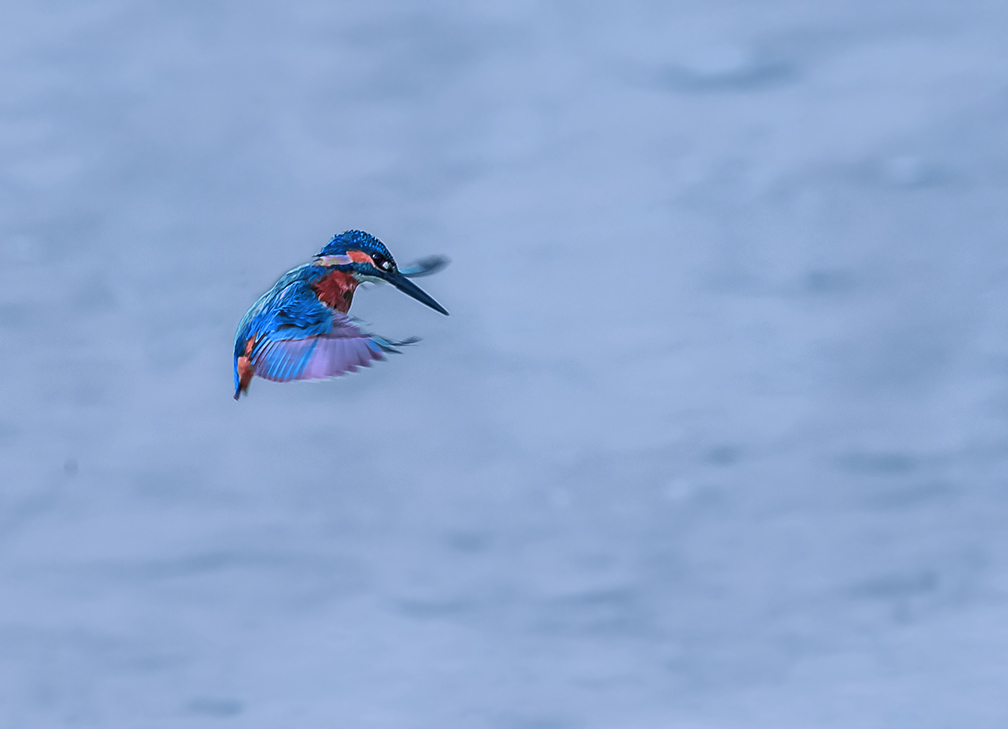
[315,254,353,266]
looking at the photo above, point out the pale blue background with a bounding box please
[2,1,1008,727]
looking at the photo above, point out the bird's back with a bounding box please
[233,264,318,357]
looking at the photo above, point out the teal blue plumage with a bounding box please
[233,231,448,400]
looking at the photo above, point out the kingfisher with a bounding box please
[233,229,448,400]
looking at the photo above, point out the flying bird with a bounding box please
[233,230,448,400]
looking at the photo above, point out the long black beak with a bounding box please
[386,270,449,315]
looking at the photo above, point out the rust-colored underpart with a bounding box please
[313,269,359,313]
[236,335,257,397]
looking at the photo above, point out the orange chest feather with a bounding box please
[313,269,358,313]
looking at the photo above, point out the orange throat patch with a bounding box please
[313,269,359,313]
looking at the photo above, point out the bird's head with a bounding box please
[315,230,448,315]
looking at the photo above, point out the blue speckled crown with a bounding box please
[317,230,393,262]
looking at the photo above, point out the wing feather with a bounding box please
[251,312,397,383]
[235,276,415,396]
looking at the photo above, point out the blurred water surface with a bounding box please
[3,1,1008,727]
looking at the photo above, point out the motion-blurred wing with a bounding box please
[250,312,407,382]
[398,255,450,278]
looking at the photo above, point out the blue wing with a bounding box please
[250,314,401,383]
[398,255,450,278]
[234,276,412,397]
